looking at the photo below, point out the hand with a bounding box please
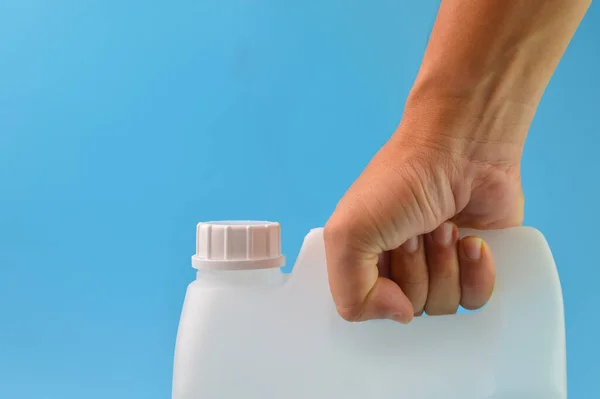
[324,104,525,323]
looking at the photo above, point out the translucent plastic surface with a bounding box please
[173,227,566,398]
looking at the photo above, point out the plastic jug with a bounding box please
[172,221,566,398]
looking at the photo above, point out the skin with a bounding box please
[324,0,592,323]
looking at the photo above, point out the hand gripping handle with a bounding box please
[288,226,566,397]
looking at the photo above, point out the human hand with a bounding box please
[324,100,525,323]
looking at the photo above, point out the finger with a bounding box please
[352,276,415,323]
[390,236,428,316]
[458,236,495,310]
[423,221,461,315]
[324,217,414,324]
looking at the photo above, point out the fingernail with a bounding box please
[462,237,483,260]
[433,222,453,245]
[391,313,410,324]
[402,236,419,253]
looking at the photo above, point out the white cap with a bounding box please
[192,221,285,270]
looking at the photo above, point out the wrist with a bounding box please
[396,73,534,167]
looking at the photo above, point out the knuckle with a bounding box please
[323,217,343,245]
[324,202,356,243]
[324,204,373,254]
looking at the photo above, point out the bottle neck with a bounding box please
[194,267,288,288]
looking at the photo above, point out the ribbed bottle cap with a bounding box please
[192,221,285,270]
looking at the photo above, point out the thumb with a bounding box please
[324,148,454,323]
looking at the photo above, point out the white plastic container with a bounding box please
[172,221,566,399]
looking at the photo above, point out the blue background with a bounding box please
[0,1,598,398]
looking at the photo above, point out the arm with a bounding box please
[404,0,591,159]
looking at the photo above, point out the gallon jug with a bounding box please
[172,221,566,399]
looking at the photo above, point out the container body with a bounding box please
[172,227,566,399]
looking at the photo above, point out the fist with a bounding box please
[324,129,524,323]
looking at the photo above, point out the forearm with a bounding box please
[399,0,591,160]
